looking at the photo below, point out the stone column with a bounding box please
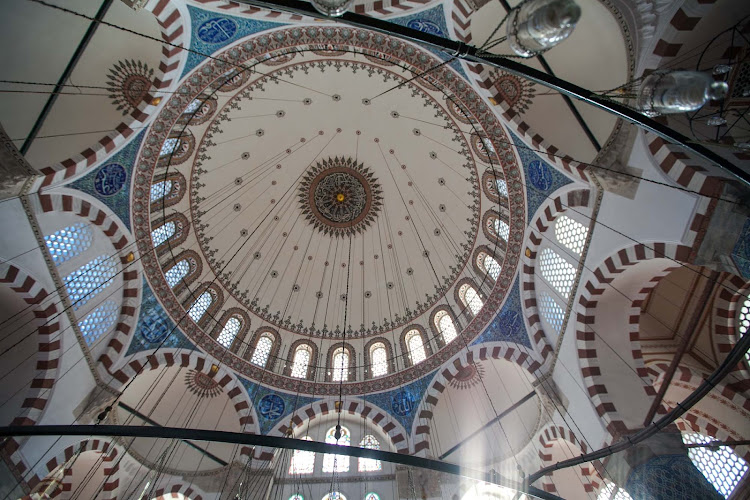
[604,429,721,500]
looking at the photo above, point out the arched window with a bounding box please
[331,347,349,382]
[539,248,576,299]
[78,300,118,345]
[188,291,213,322]
[479,253,502,280]
[322,494,346,500]
[434,310,457,344]
[289,436,315,474]
[597,481,632,500]
[370,342,388,377]
[459,283,483,315]
[164,259,190,288]
[555,216,588,255]
[682,432,748,498]
[322,426,350,473]
[739,297,749,364]
[150,180,173,203]
[184,99,202,114]
[290,345,312,379]
[160,138,180,157]
[539,292,564,334]
[494,218,510,241]
[44,223,93,266]
[405,329,427,365]
[151,221,176,248]
[358,435,381,472]
[496,178,508,198]
[251,334,273,368]
[64,255,117,311]
[217,316,241,348]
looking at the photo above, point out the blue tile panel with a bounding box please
[471,278,532,348]
[237,377,319,435]
[365,370,437,433]
[625,454,722,500]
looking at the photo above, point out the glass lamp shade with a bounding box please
[507,0,581,57]
[637,70,729,117]
[310,0,355,17]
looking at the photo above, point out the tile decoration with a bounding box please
[69,130,146,231]
[625,454,722,500]
[238,376,319,434]
[182,6,284,79]
[731,218,750,279]
[508,131,573,223]
[365,370,436,432]
[471,278,532,348]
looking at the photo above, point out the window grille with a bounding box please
[151,221,176,248]
[682,432,748,498]
[150,180,173,203]
[78,300,118,345]
[44,223,93,266]
[188,291,213,322]
[406,330,426,365]
[64,255,117,310]
[217,317,241,348]
[251,335,273,368]
[435,310,457,344]
[370,343,388,377]
[555,216,588,255]
[165,260,189,288]
[539,248,576,299]
[290,346,311,378]
[539,292,564,334]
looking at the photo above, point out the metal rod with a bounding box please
[0,424,562,500]
[234,0,749,187]
[20,0,115,155]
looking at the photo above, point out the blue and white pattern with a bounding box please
[44,223,93,266]
[406,19,443,36]
[390,390,415,417]
[472,278,533,348]
[197,17,238,44]
[258,394,286,420]
[64,255,117,310]
[164,260,189,288]
[151,221,176,247]
[94,163,127,197]
[150,180,173,203]
[78,300,119,345]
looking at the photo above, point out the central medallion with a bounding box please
[299,157,382,237]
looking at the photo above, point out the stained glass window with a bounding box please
[164,260,189,288]
[597,481,632,500]
[78,300,118,345]
[251,334,273,368]
[289,436,315,474]
[64,255,117,311]
[539,248,576,299]
[44,223,93,266]
[406,330,426,365]
[322,494,346,500]
[682,432,748,498]
[217,317,241,348]
[739,297,749,364]
[188,291,213,322]
[150,180,173,203]
[323,426,350,473]
[332,348,349,381]
[494,218,510,241]
[555,216,588,255]
[160,138,179,156]
[435,310,457,344]
[151,221,176,248]
[539,292,564,334]
[370,343,388,377]
[358,435,381,472]
[483,254,502,280]
[496,178,508,198]
[291,345,311,378]
[460,284,483,315]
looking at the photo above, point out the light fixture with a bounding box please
[507,0,581,57]
[637,70,729,117]
[310,0,355,17]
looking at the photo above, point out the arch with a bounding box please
[284,339,319,380]
[246,327,281,370]
[400,325,432,368]
[534,424,602,496]
[472,244,504,282]
[429,305,461,349]
[325,342,356,382]
[183,282,224,328]
[455,277,485,317]
[27,190,142,376]
[212,308,251,353]
[36,0,188,189]
[176,94,218,126]
[150,212,189,255]
[482,209,509,249]
[363,337,395,379]
[161,249,202,294]
[481,170,509,206]
[713,274,750,385]
[157,129,195,166]
[411,342,544,456]
[322,425,351,472]
[149,171,187,211]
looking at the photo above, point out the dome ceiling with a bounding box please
[133,25,526,394]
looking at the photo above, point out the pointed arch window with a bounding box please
[251,334,274,368]
[539,248,576,299]
[331,347,349,382]
[539,292,564,334]
[494,219,510,241]
[322,494,346,500]
[370,342,388,377]
[64,255,117,311]
[459,283,483,315]
[358,435,382,472]
[188,291,213,322]
[78,300,119,345]
[45,223,93,266]
[322,426,350,473]
[290,345,312,379]
[555,216,588,255]
[289,436,315,474]
[217,316,241,348]
[164,260,189,288]
[682,432,748,498]
[405,329,426,365]
[151,221,176,248]
[434,310,457,344]
[150,180,173,203]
